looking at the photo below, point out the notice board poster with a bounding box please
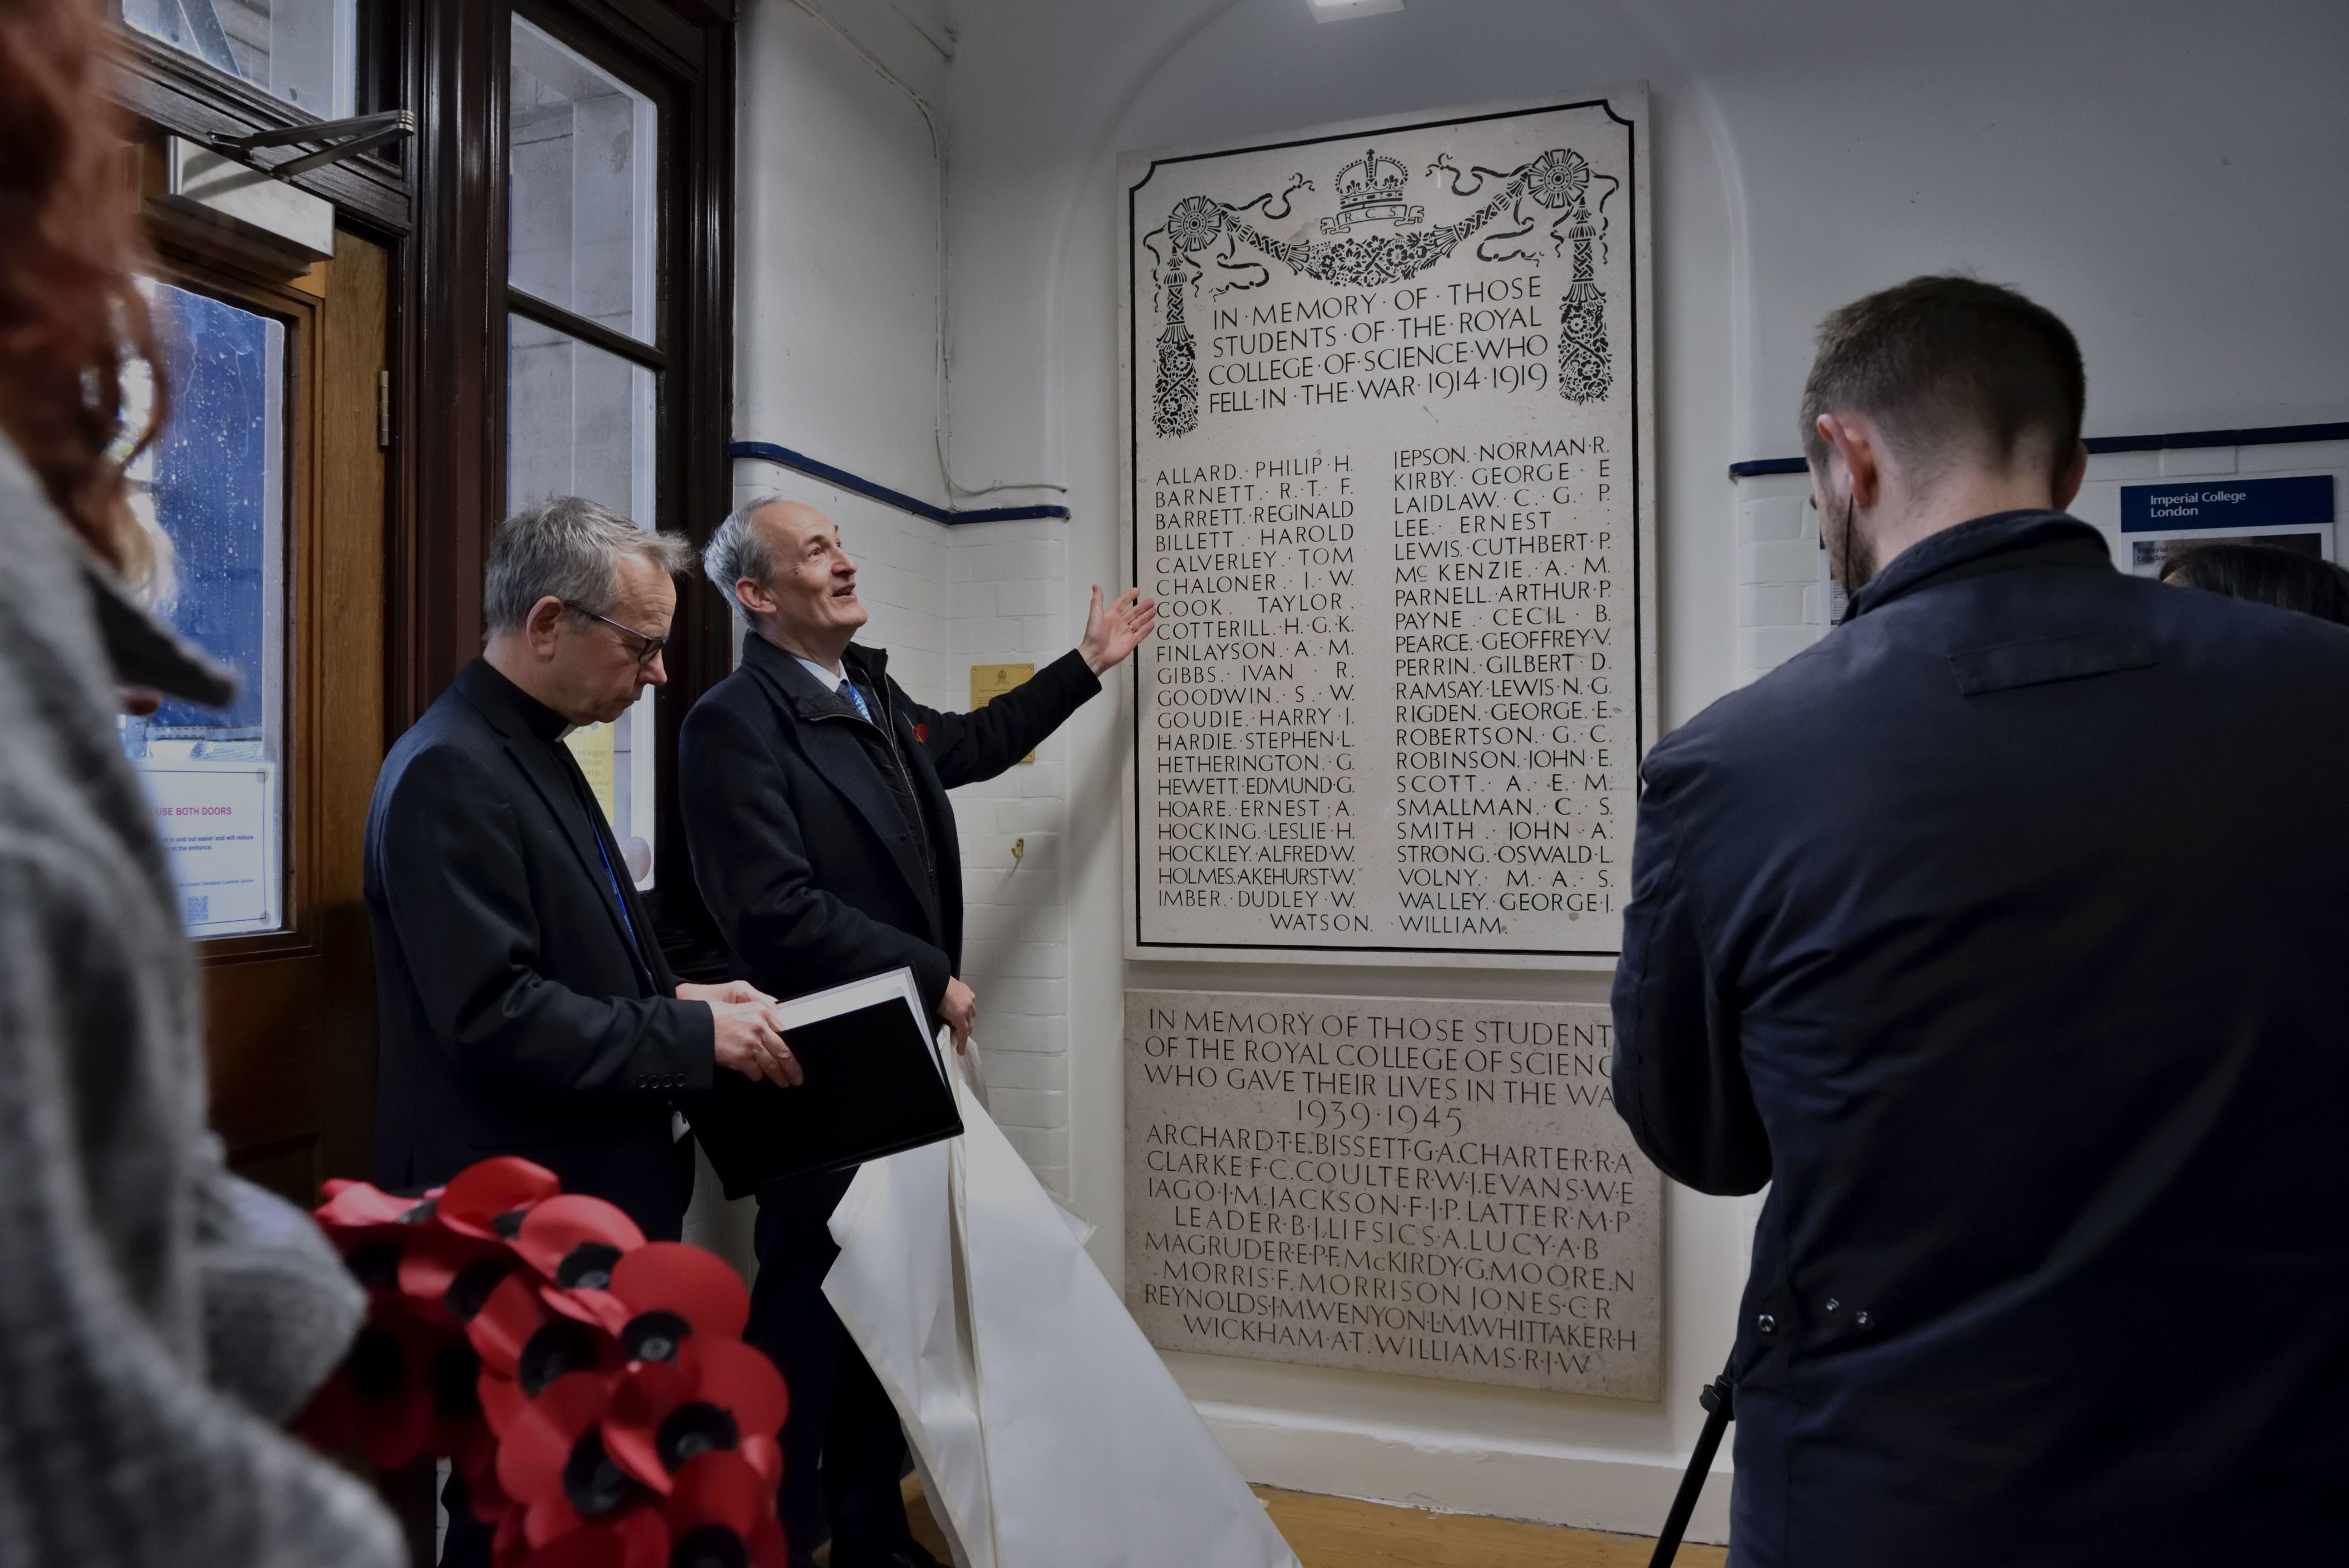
[140,761,279,936]
[1120,93,1656,969]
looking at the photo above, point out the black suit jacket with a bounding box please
[1611,512,2349,1565]
[364,660,713,1237]
[682,636,1099,1022]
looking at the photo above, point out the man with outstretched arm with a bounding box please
[681,495,1154,1568]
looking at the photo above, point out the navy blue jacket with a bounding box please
[1612,512,2349,1565]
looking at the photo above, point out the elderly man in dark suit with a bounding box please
[366,496,803,1241]
[365,499,810,1563]
[681,496,1153,1568]
[1611,277,2349,1566]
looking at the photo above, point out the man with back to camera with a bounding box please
[1611,277,2349,1565]
[364,497,805,1561]
[680,496,1156,1568]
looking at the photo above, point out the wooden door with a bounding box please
[132,222,391,1203]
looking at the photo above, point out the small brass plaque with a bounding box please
[970,663,1038,763]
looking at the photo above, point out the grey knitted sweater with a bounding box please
[0,439,401,1567]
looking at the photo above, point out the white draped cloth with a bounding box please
[822,1050,1300,1568]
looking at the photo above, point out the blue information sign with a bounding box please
[2120,474,2334,533]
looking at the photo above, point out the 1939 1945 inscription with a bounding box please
[1121,92,1657,969]
[1124,989,1662,1401]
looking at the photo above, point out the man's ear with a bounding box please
[1815,413,1882,510]
[736,577,777,618]
[2054,440,2088,511]
[524,595,567,658]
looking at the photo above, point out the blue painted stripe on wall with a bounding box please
[728,440,1073,525]
[1728,420,2349,481]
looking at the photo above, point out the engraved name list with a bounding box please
[1124,990,1662,1399]
[1123,97,1654,965]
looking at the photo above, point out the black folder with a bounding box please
[688,967,963,1199]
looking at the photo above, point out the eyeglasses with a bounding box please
[563,601,669,667]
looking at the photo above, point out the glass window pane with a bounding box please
[119,281,288,937]
[509,17,659,345]
[508,314,660,886]
[123,0,357,119]
[506,316,657,521]
[563,692,657,889]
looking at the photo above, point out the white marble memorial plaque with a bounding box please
[1124,990,1662,1400]
[1121,93,1656,968]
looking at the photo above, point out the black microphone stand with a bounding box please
[1645,1363,1735,1567]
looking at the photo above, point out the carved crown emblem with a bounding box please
[1321,146,1423,234]
[1337,147,1408,208]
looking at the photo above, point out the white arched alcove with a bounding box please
[724,0,2349,1540]
[945,0,1750,1536]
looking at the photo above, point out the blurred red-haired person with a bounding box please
[0,1,400,1562]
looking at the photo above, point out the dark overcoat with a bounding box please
[1611,511,2349,1566]
[364,659,712,1237]
[680,635,1098,1019]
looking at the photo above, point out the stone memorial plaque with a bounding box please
[1120,92,1656,968]
[1125,989,1662,1400]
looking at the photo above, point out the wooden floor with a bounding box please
[900,1478,1727,1567]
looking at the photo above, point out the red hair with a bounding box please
[0,0,165,585]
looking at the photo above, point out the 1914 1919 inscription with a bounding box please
[1120,93,1656,968]
[1123,990,1662,1400]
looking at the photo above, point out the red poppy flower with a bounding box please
[496,1370,669,1557]
[467,1459,517,1524]
[493,1500,530,1567]
[314,1175,513,1335]
[426,1335,498,1477]
[513,1195,646,1325]
[399,1233,521,1333]
[602,1336,788,1497]
[439,1156,564,1242]
[315,1180,447,1301]
[570,1242,751,1363]
[303,1160,782,1568]
[315,1178,432,1237]
[301,1309,461,1472]
[471,1270,624,1437]
[514,1508,668,1568]
[665,1450,787,1568]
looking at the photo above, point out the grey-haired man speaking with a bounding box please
[681,495,1154,1568]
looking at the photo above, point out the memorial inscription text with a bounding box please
[1123,990,1663,1400]
[1125,99,1652,963]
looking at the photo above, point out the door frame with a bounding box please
[136,228,393,1194]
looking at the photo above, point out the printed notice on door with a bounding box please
[1121,93,1656,968]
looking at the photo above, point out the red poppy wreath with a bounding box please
[299,1158,787,1568]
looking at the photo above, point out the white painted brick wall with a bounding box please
[943,517,1075,1198]
[1730,440,2349,689]
[1732,479,1824,686]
